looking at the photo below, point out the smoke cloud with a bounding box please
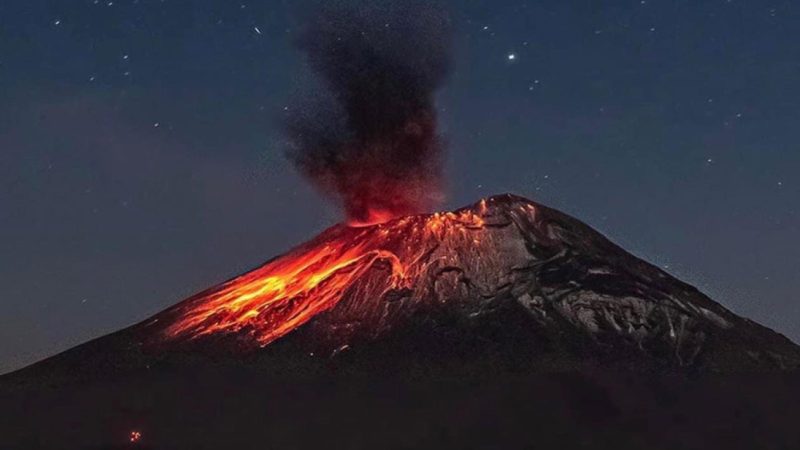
[284,0,452,225]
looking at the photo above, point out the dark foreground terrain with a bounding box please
[3,195,799,449]
[3,347,800,450]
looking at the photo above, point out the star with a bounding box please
[507,53,516,61]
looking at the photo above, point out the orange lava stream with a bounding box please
[163,204,488,346]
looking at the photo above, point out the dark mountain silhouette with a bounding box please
[2,194,799,450]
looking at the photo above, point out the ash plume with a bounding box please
[284,0,453,225]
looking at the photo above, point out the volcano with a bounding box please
[3,194,800,450]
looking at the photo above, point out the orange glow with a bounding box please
[346,208,398,227]
[162,205,492,347]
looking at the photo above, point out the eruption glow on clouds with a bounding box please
[283,0,453,226]
[158,1,468,347]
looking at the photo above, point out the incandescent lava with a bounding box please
[160,199,493,347]
[142,194,800,371]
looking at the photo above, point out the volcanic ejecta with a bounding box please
[283,0,453,226]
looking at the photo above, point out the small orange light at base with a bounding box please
[129,430,142,443]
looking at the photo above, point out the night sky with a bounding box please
[2,0,799,374]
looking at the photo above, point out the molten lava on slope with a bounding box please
[4,196,800,450]
[144,194,800,372]
[161,199,502,347]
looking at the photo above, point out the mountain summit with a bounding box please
[3,194,799,449]
[13,194,800,377]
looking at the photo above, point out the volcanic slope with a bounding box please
[150,193,798,372]
[2,194,800,450]
[18,193,799,375]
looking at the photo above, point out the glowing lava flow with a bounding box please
[162,203,488,347]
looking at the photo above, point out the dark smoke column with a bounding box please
[284,1,452,226]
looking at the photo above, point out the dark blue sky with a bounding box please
[1,0,798,373]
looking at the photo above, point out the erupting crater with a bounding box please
[146,194,800,371]
[5,194,800,450]
[158,197,495,347]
